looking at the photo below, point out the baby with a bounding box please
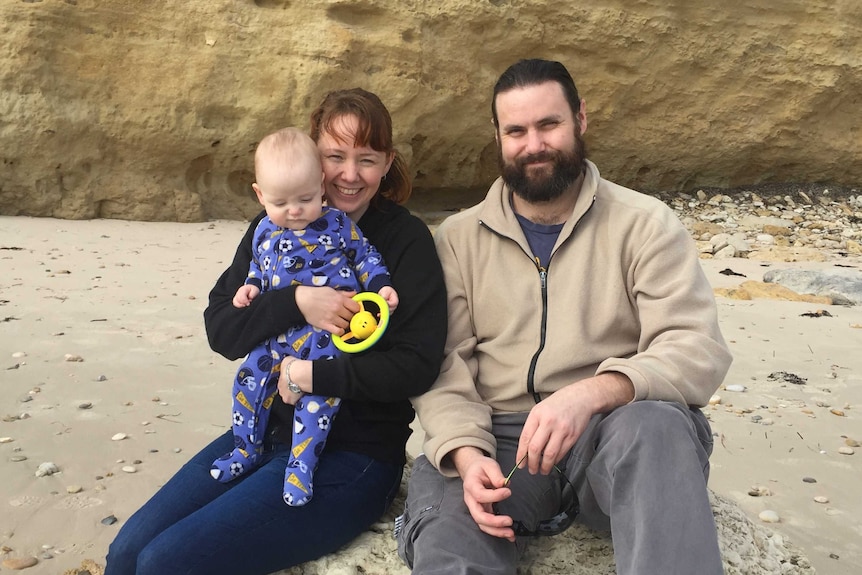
[210,127,397,506]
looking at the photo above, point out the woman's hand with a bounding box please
[295,286,359,335]
[278,358,313,405]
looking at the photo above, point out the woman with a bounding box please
[105,88,448,575]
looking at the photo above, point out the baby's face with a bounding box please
[254,163,324,231]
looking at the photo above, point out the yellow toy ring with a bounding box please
[332,292,390,353]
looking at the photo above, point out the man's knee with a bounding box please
[397,455,516,574]
[605,401,703,441]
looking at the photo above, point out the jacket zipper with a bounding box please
[526,257,547,403]
[479,193,595,404]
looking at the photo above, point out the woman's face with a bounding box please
[316,114,393,221]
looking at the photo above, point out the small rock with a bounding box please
[802,476,817,483]
[838,446,855,455]
[750,415,762,423]
[758,510,781,523]
[97,375,107,381]
[0,437,13,443]
[725,384,746,392]
[1,556,39,570]
[66,485,83,494]
[101,515,118,525]
[122,465,137,473]
[748,485,772,497]
[64,354,84,362]
[10,456,27,462]
[845,438,860,447]
[708,394,721,405]
[35,462,59,477]
[11,352,27,358]
[830,409,845,417]
[814,496,829,504]
[111,433,128,441]
[78,402,93,410]
[173,448,182,453]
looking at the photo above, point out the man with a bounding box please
[396,59,732,574]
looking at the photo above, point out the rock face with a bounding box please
[274,460,813,575]
[2,0,860,221]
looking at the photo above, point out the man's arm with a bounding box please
[411,220,497,476]
[515,372,634,475]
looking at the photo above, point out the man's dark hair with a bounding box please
[491,59,580,127]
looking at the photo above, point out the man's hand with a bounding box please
[451,447,516,542]
[295,286,358,335]
[516,373,635,475]
[233,284,260,307]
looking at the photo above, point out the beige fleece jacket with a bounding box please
[413,160,732,476]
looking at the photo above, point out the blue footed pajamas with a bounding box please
[210,207,391,506]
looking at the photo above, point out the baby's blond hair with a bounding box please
[254,127,321,179]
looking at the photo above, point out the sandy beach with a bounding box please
[1,213,860,574]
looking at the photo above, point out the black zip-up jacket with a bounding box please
[204,200,447,465]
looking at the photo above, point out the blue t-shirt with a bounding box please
[515,213,564,269]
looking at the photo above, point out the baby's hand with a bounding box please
[378,286,399,313]
[233,284,261,307]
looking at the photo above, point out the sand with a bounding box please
[1,214,860,575]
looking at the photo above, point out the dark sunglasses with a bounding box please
[502,456,580,537]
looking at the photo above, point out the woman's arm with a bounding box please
[312,207,448,402]
[203,212,305,360]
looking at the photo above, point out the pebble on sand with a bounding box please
[758,510,781,523]
[0,437,13,443]
[63,354,84,362]
[838,446,855,455]
[111,433,128,441]
[35,462,59,477]
[814,496,830,504]
[725,384,747,392]
[1,556,38,570]
[121,465,137,473]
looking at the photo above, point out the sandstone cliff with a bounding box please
[1,0,860,221]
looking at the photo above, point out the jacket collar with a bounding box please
[479,159,600,245]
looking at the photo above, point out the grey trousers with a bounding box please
[397,401,723,575]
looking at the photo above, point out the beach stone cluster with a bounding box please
[667,187,862,262]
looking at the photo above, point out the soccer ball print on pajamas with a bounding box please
[210,207,392,506]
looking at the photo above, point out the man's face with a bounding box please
[495,81,586,203]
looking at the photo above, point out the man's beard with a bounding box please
[499,133,586,204]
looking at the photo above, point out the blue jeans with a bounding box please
[105,430,402,575]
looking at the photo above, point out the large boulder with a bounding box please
[2,0,860,221]
[276,459,814,575]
